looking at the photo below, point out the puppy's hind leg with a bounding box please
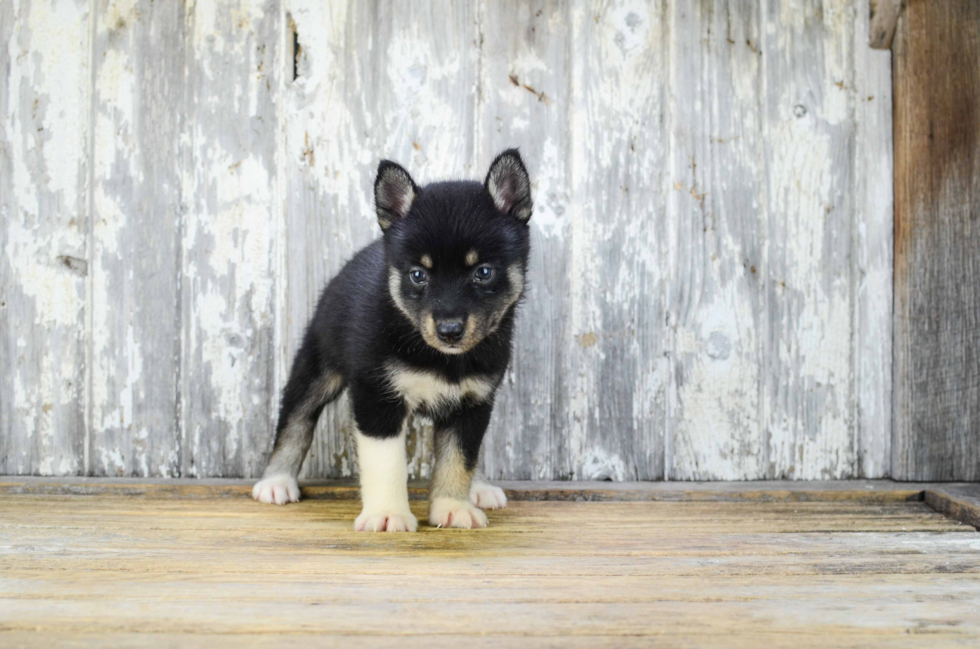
[253,359,345,505]
[470,469,508,511]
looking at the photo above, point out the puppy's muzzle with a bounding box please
[435,319,465,344]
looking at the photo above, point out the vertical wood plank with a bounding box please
[0,0,90,475]
[853,0,893,478]
[667,0,767,479]
[281,1,479,479]
[179,1,281,478]
[893,0,980,481]
[477,0,572,480]
[89,0,183,476]
[279,0,352,479]
[762,0,858,479]
[280,0,364,480]
[566,0,669,480]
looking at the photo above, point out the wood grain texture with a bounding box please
[178,1,281,478]
[668,0,893,480]
[892,0,980,481]
[924,484,980,530]
[0,488,977,647]
[0,0,90,476]
[762,0,863,479]
[279,0,365,480]
[565,0,669,480]
[88,0,184,476]
[667,0,766,479]
[1,0,897,481]
[853,0,894,478]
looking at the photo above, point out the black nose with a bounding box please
[435,320,465,343]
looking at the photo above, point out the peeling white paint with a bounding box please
[99,447,126,476]
[580,447,627,481]
[174,0,282,479]
[3,0,894,481]
[1,0,90,477]
[3,217,83,328]
[25,0,88,203]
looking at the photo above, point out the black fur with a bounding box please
[265,150,532,479]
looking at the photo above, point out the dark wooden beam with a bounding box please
[924,485,980,530]
[893,0,980,480]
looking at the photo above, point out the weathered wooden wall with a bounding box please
[1,0,893,480]
[892,0,980,481]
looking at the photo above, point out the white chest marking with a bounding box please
[385,363,496,412]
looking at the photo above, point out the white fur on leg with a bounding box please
[252,474,300,505]
[429,496,489,529]
[470,478,507,510]
[354,428,417,533]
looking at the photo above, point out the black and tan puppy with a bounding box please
[253,150,532,531]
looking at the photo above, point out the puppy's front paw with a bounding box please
[429,497,489,529]
[354,509,418,533]
[252,474,300,505]
[470,480,508,510]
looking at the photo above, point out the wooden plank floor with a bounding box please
[1,482,979,648]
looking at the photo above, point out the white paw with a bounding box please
[470,481,508,510]
[354,509,418,533]
[429,497,489,529]
[252,474,300,505]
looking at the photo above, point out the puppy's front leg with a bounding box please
[351,383,416,533]
[429,402,493,529]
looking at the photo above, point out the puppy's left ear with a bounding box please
[375,160,419,231]
[485,149,532,222]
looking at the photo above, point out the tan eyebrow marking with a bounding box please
[465,250,479,266]
[420,254,433,269]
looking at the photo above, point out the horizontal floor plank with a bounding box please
[1,633,978,649]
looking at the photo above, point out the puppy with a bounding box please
[252,150,532,531]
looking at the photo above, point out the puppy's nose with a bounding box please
[435,320,465,344]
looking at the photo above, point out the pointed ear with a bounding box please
[485,149,532,222]
[375,160,419,231]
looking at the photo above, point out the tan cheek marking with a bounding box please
[423,313,437,340]
[465,250,479,267]
[459,314,482,351]
[420,254,433,269]
[388,267,414,322]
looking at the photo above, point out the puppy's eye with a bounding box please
[473,265,494,282]
[409,269,428,285]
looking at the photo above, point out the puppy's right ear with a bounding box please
[375,160,418,231]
